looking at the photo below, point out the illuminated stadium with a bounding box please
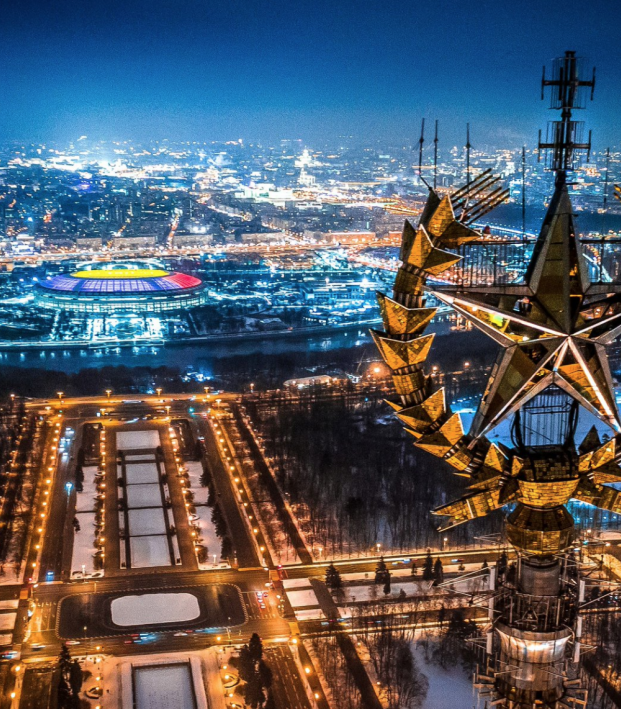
[36,261,208,314]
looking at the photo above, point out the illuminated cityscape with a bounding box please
[0,1,620,709]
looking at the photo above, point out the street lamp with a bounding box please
[65,482,73,497]
[156,387,162,400]
[105,389,112,400]
[57,391,64,403]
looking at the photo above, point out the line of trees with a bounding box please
[252,396,504,558]
[233,633,275,708]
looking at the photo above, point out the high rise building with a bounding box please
[375,52,616,708]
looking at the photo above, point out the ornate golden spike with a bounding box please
[415,412,464,457]
[590,438,616,469]
[434,487,512,530]
[393,268,425,299]
[591,462,621,485]
[426,195,480,248]
[404,225,462,276]
[392,370,427,401]
[372,331,435,371]
[392,388,446,434]
[484,443,509,474]
[377,293,437,337]
[573,478,621,514]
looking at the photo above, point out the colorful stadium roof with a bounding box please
[38,263,203,297]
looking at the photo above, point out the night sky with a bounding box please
[1,0,620,147]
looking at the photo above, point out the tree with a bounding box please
[74,466,84,493]
[238,646,255,684]
[433,557,444,585]
[325,563,342,591]
[375,556,388,585]
[383,574,391,595]
[220,536,233,560]
[264,690,277,709]
[248,632,263,662]
[69,659,83,696]
[422,550,434,581]
[481,559,489,570]
[258,660,273,689]
[245,675,265,709]
[410,560,417,577]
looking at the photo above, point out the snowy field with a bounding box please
[75,466,99,513]
[186,461,209,505]
[71,511,97,577]
[111,592,200,626]
[128,508,168,537]
[117,430,161,451]
[130,535,172,568]
[0,613,16,631]
[124,462,160,484]
[126,483,163,508]
[134,663,197,709]
[184,462,229,569]
[286,589,320,608]
[413,643,475,709]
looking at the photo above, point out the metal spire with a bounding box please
[433,120,439,190]
[538,50,595,184]
[521,146,526,237]
[418,118,425,182]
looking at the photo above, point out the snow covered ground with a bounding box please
[0,613,16,631]
[71,511,98,577]
[184,462,229,569]
[130,535,172,568]
[134,664,197,709]
[413,642,475,709]
[75,466,99,513]
[128,508,168,537]
[286,589,320,608]
[117,430,161,451]
[111,592,200,626]
[124,462,160,484]
[186,461,209,505]
[71,464,101,578]
[126,483,163,508]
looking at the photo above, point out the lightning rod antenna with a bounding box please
[418,118,425,184]
[522,146,526,237]
[465,123,472,206]
[433,120,439,190]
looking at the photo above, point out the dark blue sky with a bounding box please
[1,0,619,147]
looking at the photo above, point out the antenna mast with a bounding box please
[433,120,439,190]
[418,118,425,183]
[465,123,472,205]
[521,146,526,236]
[538,50,595,186]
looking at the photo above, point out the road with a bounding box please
[7,393,509,709]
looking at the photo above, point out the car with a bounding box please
[259,603,266,610]
[255,591,263,599]
[65,640,81,646]
[1,651,19,660]
[30,644,46,652]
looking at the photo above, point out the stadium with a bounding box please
[36,261,208,314]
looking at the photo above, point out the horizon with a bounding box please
[1,0,620,147]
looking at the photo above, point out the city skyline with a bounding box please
[1,0,620,146]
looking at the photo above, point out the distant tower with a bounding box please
[374,52,616,708]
